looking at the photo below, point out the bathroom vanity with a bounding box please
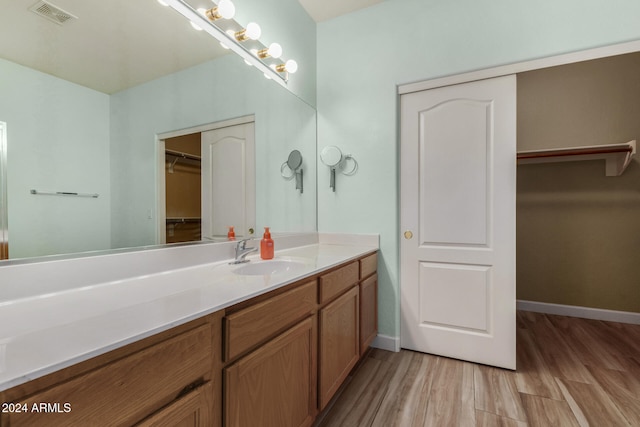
[0,238,377,427]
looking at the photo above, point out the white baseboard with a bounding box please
[371,334,400,352]
[517,300,640,325]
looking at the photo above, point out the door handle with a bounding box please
[404,231,413,240]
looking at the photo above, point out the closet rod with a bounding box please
[517,145,633,160]
[30,189,99,198]
[517,140,636,176]
[165,149,201,161]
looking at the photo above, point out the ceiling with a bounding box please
[0,0,383,94]
[298,0,384,22]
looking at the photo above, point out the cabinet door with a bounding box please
[359,273,378,356]
[224,317,316,427]
[318,286,359,410]
[137,383,214,427]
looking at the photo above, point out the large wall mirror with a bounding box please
[0,0,317,261]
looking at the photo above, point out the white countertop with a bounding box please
[0,241,377,391]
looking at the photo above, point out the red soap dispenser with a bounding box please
[227,226,235,241]
[260,227,274,260]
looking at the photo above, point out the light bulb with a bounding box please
[285,60,298,73]
[205,0,235,21]
[217,0,235,19]
[246,22,261,40]
[268,43,283,59]
[236,22,261,41]
[257,43,282,59]
[276,59,298,74]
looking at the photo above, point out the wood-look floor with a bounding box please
[315,311,640,427]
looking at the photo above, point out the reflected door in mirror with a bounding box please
[201,122,256,240]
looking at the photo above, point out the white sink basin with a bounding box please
[232,259,308,276]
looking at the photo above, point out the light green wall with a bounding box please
[317,0,640,337]
[0,59,111,259]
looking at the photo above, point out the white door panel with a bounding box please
[400,75,516,369]
[420,99,490,246]
[419,262,490,331]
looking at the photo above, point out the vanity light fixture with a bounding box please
[235,22,261,42]
[161,0,297,87]
[256,43,282,59]
[203,0,235,20]
[275,59,298,74]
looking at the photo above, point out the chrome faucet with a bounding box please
[230,238,257,264]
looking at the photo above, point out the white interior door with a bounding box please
[400,75,516,369]
[201,122,255,240]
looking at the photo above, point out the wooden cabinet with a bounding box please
[318,286,360,409]
[0,314,222,427]
[222,280,318,427]
[222,253,377,422]
[224,318,316,427]
[1,251,377,427]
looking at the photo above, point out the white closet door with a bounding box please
[400,75,516,369]
[201,122,255,240]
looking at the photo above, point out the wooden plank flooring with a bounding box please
[315,311,640,426]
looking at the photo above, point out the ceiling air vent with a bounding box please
[29,0,77,25]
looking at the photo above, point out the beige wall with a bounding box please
[517,52,640,313]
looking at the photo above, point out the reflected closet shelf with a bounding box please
[517,140,636,176]
[165,149,201,173]
[166,218,201,223]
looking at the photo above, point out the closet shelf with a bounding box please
[517,140,636,176]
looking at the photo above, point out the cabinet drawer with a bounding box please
[3,324,212,427]
[319,261,359,304]
[359,253,377,279]
[136,382,213,426]
[224,280,316,361]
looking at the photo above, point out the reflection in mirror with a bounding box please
[0,0,317,261]
[282,150,304,194]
